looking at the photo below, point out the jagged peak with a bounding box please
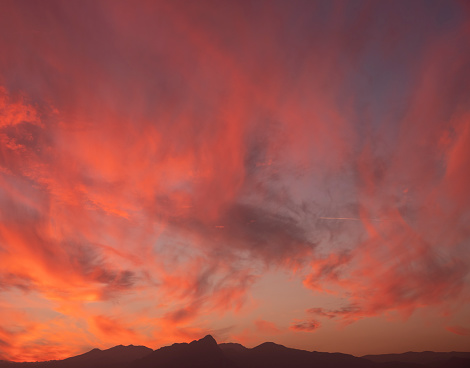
[192,334,218,346]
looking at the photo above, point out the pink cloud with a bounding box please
[446,325,470,336]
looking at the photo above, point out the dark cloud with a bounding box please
[0,273,35,292]
[307,305,361,320]
[289,319,321,332]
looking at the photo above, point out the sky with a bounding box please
[0,0,470,362]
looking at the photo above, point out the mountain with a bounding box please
[221,341,377,368]
[0,344,153,368]
[57,344,153,368]
[129,335,234,368]
[362,351,470,367]
[1,336,469,368]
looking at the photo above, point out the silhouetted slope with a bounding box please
[221,341,377,368]
[362,351,470,365]
[129,335,234,368]
[219,342,249,354]
[0,345,152,368]
[436,357,470,368]
[57,344,153,368]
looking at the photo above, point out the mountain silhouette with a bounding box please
[0,344,153,368]
[0,335,469,368]
[129,335,234,368]
[58,344,153,368]
[222,341,377,368]
[362,351,470,366]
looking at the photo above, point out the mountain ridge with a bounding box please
[1,335,469,368]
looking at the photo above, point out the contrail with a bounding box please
[318,217,387,222]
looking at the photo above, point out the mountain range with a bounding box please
[1,335,469,368]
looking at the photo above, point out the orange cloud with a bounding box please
[92,315,137,340]
[254,319,282,335]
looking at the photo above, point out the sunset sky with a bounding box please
[1,0,470,362]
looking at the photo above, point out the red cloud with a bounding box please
[446,325,470,336]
